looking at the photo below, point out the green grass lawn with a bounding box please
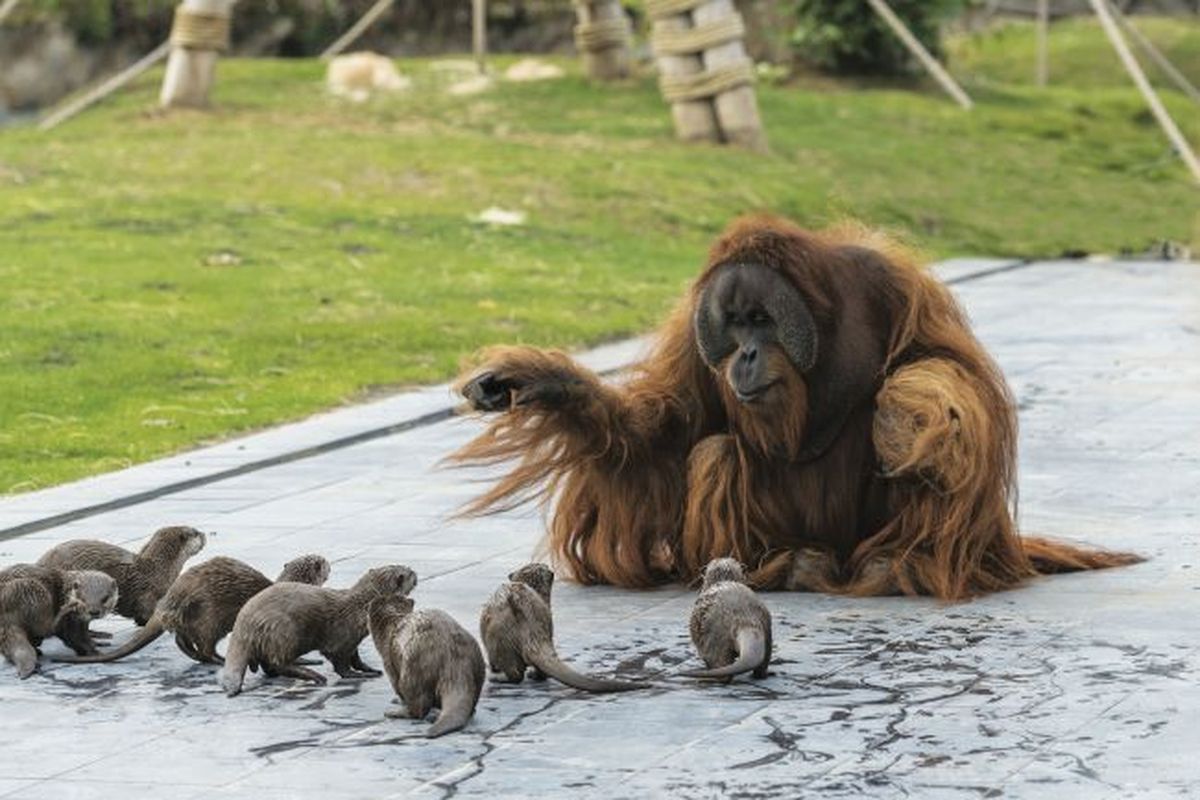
[0,17,1197,495]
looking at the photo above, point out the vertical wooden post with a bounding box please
[1035,0,1049,87]
[647,0,764,150]
[695,0,764,151]
[573,0,632,81]
[160,0,236,108]
[1086,0,1200,184]
[865,0,973,109]
[652,9,719,143]
[473,0,487,74]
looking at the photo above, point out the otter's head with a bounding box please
[508,563,554,601]
[144,526,208,561]
[67,570,119,620]
[278,554,331,586]
[701,558,746,589]
[368,594,415,627]
[361,564,418,598]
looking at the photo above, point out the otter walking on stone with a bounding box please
[369,595,485,738]
[55,554,331,666]
[0,568,117,678]
[37,526,207,631]
[219,564,417,696]
[684,558,772,681]
[480,563,646,693]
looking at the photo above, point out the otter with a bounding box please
[369,595,485,738]
[479,563,646,693]
[0,564,119,657]
[37,526,207,632]
[684,558,772,680]
[0,568,117,677]
[219,564,417,696]
[54,554,331,666]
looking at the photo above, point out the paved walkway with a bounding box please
[1,258,1197,799]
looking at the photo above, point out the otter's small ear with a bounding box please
[70,578,82,593]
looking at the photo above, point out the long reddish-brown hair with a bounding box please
[450,215,1141,599]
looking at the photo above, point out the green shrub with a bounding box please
[791,0,972,76]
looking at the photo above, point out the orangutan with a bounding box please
[449,215,1140,599]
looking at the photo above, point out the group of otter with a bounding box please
[0,525,773,737]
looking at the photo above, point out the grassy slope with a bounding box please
[0,19,1197,494]
[948,16,1200,88]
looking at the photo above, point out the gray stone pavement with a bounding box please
[0,258,1197,799]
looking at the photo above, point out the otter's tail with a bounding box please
[427,685,479,738]
[53,617,165,664]
[1022,537,1144,574]
[682,627,766,680]
[1,626,39,679]
[526,644,646,693]
[219,634,251,697]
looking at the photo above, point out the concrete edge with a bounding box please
[0,259,1022,537]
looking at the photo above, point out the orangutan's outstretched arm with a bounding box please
[450,345,688,517]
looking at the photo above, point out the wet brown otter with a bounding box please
[220,564,417,696]
[0,568,117,677]
[369,595,485,737]
[684,558,772,680]
[480,563,646,693]
[55,554,330,666]
[37,526,207,630]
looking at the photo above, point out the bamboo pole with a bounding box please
[473,0,487,74]
[0,0,20,26]
[1036,0,1049,86]
[320,0,396,60]
[865,0,973,110]
[1086,0,1200,184]
[39,41,171,131]
[1109,0,1200,105]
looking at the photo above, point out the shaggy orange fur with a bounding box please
[450,215,1142,599]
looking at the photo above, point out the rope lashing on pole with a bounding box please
[573,16,630,52]
[650,14,745,56]
[659,60,754,102]
[169,7,232,51]
[645,0,708,16]
[646,0,765,149]
[572,0,632,80]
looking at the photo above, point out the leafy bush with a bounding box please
[791,0,973,76]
